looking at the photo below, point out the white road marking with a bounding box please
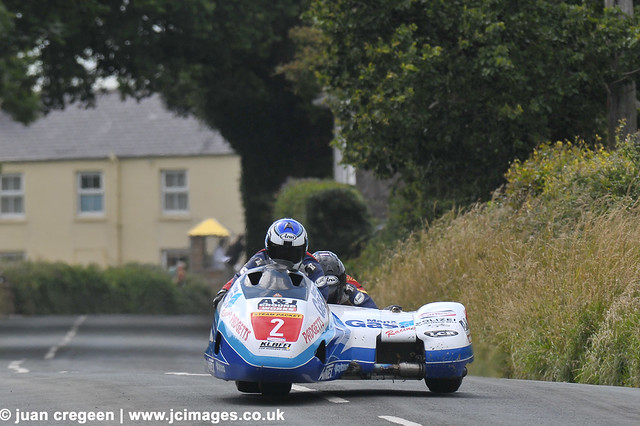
[379,416,422,426]
[8,359,29,374]
[44,315,87,360]
[324,394,349,403]
[291,384,349,403]
[165,372,210,376]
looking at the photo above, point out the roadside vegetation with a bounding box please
[0,263,213,316]
[355,134,640,387]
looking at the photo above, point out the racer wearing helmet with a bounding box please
[313,250,378,309]
[213,218,327,308]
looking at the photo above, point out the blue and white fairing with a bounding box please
[330,302,473,379]
[204,264,351,383]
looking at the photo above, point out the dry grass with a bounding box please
[362,202,640,386]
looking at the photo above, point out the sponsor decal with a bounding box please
[461,310,472,343]
[345,319,415,329]
[222,286,241,309]
[315,277,327,289]
[353,292,365,305]
[302,317,326,343]
[415,317,457,326]
[251,312,304,342]
[459,318,469,332]
[325,276,340,286]
[385,326,415,337]
[419,310,457,318]
[257,298,298,312]
[259,341,292,351]
[214,361,226,374]
[228,313,252,341]
[345,319,366,328]
[226,292,242,307]
[424,330,459,338]
[318,362,349,380]
[311,290,328,317]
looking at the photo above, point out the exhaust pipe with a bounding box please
[343,362,426,380]
[372,362,426,379]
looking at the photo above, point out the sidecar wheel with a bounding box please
[235,381,260,393]
[259,382,292,397]
[425,377,463,394]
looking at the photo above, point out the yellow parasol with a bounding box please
[187,218,231,237]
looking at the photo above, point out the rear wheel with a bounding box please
[235,381,260,393]
[425,376,463,393]
[259,382,292,397]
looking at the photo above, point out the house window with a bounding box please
[0,251,25,262]
[162,170,189,213]
[78,172,104,215]
[0,174,25,217]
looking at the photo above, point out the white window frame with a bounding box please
[77,171,105,216]
[0,251,26,262]
[0,173,25,218]
[161,170,189,214]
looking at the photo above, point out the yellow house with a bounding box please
[0,93,244,269]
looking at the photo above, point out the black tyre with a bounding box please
[259,382,292,397]
[425,376,463,393]
[235,381,260,393]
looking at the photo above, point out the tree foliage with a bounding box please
[0,0,334,252]
[273,179,374,258]
[305,0,640,227]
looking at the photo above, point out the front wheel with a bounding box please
[259,382,292,397]
[425,377,463,393]
[235,381,260,393]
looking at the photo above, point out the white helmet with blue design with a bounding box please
[265,218,308,266]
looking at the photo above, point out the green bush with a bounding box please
[1,262,212,315]
[274,179,374,258]
[502,136,640,211]
[6,262,110,315]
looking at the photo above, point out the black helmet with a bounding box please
[313,250,346,303]
[265,218,308,266]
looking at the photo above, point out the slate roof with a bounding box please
[0,92,234,162]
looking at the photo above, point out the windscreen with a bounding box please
[240,263,310,300]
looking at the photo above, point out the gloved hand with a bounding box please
[212,289,228,310]
[345,284,367,306]
[383,304,403,313]
[344,284,356,296]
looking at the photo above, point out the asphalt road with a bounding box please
[1,315,639,426]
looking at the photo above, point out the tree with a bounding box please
[0,0,334,252]
[0,2,41,123]
[605,0,638,146]
[305,0,640,227]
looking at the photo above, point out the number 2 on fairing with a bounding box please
[270,318,285,337]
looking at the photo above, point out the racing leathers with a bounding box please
[213,249,327,307]
[334,274,378,309]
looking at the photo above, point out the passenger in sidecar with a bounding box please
[313,250,378,309]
